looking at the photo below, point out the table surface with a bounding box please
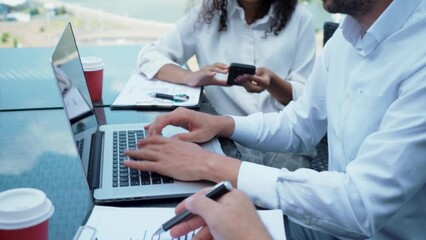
[0,45,140,111]
[0,45,240,239]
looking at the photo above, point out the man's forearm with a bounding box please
[204,154,242,187]
[215,115,236,138]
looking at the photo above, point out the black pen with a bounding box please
[152,181,233,237]
[150,92,189,102]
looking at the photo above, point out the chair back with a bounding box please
[323,22,339,46]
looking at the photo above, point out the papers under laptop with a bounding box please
[50,22,222,203]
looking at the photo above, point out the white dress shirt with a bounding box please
[232,0,426,239]
[137,1,315,116]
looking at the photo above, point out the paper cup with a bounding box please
[81,56,104,102]
[0,188,54,240]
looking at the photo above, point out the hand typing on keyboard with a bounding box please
[112,130,173,188]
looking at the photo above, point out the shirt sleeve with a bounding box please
[137,6,200,79]
[237,161,281,209]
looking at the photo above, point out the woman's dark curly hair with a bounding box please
[198,0,297,36]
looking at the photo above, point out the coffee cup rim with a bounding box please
[81,56,104,71]
[0,188,55,230]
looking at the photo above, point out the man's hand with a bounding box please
[144,107,234,143]
[123,136,242,184]
[171,188,272,240]
[123,136,216,181]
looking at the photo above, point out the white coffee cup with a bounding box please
[81,56,105,102]
[0,188,54,240]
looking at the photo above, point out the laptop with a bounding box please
[50,23,219,203]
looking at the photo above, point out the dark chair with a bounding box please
[323,21,339,46]
[310,22,339,172]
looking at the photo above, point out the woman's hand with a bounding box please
[234,67,272,93]
[187,63,229,87]
[235,67,293,105]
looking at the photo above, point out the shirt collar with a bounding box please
[340,0,421,57]
[227,1,275,27]
[227,0,239,19]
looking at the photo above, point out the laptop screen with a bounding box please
[51,23,100,174]
[51,23,98,129]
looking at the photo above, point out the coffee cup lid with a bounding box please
[0,188,54,230]
[81,57,104,71]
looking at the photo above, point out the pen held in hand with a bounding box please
[151,181,233,237]
[149,92,189,102]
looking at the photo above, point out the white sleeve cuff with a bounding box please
[289,75,305,101]
[237,161,281,209]
[230,114,263,146]
[137,45,180,79]
[140,56,179,79]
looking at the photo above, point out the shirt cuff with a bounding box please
[289,76,305,101]
[139,55,179,79]
[230,114,262,146]
[237,161,281,209]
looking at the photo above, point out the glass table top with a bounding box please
[0,45,141,111]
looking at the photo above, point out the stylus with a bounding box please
[150,92,189,102]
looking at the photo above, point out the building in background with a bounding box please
[0,0,30,22]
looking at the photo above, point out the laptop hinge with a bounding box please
[88,130,104,190]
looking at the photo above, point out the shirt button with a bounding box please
[336,133,341,141]
[358,49,366,57]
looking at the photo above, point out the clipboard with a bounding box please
[111,73,202,110]
[73,206,96,240]
[73,225,97,240]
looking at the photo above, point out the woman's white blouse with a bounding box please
[138,2,316,116]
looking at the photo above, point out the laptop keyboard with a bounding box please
[112,130,174,187]
[76,138,84,159]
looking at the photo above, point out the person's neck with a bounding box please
[356,0,392,33]
[237,0,261,24]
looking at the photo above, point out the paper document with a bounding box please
[82,206,286,240]
[111,73,202,110]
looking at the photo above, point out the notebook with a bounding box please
[50,22,221,203]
